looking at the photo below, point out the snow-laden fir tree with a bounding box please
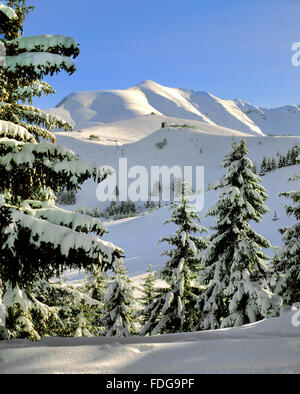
[271,157,277,171]
[278,154,285,169]
[274,156,300,304]
[82,265,110,334]
[140,185,209,335]
[84,264,109,304]
[260,156,268,176]
[28,279,102,338]
[0,1,123,340]
[196,139,281,330]
[103,260,136,337]
[137,264,159,334]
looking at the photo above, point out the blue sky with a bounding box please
[23,0,300,109]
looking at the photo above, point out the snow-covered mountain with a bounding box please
[50,80,299,289]
[47,80,300,137]
[235,100,300,136]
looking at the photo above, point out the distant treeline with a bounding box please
[259,145,299,176]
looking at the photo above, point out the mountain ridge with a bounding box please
[47,80,300,136]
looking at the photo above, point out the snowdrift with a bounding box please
[1,313,300,374]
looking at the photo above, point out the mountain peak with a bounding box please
[48,81,300,136]
[136,79,161,88]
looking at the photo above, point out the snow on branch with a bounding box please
[12,104,73,131]
[22,205,107,237]
[12,81,56,102]
[11,208,124,267]
[0,3,17,20]
[0,141,100,193]
[6,35,80,58]
[1,140,81,166]
[19,124,56,143]
[0,137,24,155]
[4,53,77,79]
[51,282,101,307]
[0,120,35,142]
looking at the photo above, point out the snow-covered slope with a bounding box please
[48,88,161,129]
[136,80,213,124]
[182,89,263,135]
[56,128,299,195]
[48,80,300,137]
[54,127,299,280]
[55,114,253,145]
[101,165,299,278]
[235,100,300,136]
[48,80,213,130]
[48,80,283,137]
[1,313,300,374]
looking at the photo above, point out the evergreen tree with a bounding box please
[260,156,268,176]
[196,139,281,330]
[274,159,300,304]
[278,154,285,168]
[291,145,300,165]
[93,207,100,218]
[85,266,109,303]
[140,185,209,335]
[1,278,102,340]
[0,2,123,339]
[277,146,299,169]
[286,150,292,166]
[103,260,136,337]
[252,162,257,175]
[70,298,100,338]
[44,282,101,338]
[271,157,277,171]
[137,264,159,334]
[266,158,273,173]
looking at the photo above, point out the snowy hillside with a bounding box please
[235,100,300,136]
[65,164,298,285]
[1,312,300,374]
[47,80,300,137]
[53,126,299,282]
[55,127,299,201]
[54,114,253,146]
[100,167,297,279]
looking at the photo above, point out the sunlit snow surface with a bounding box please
[48,80,300,136]
[1,313,300,374]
